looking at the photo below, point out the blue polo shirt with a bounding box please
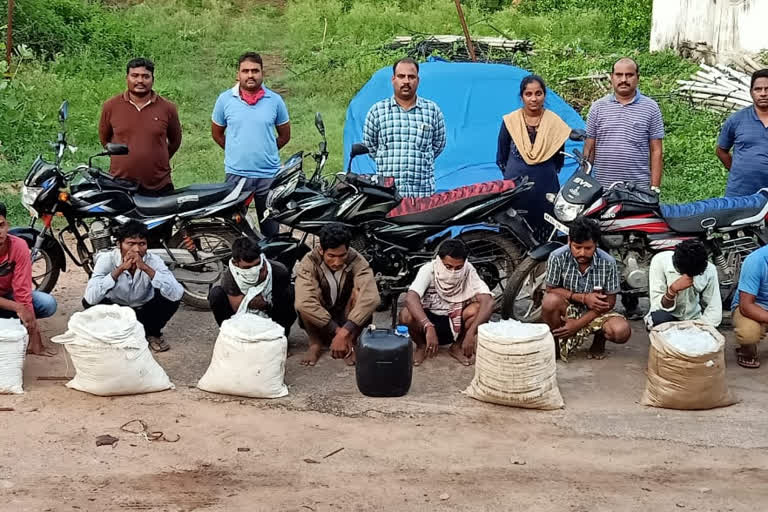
[586,91,665,188]
[718,106,768,197]
[212,85,289,179]
[732,244,768,311]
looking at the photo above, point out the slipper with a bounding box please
[147,336,170,353]
[736,347,760,369]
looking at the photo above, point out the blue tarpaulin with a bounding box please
[343,60,586,191]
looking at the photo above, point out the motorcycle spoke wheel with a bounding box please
[31,249,57,291]
[502,256,547,322]
[458,232,523,311]
[172,229,236,309]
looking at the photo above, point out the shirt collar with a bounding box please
[231,84,272,98]
[389,95,423,111]
[610,90,643,105]
[122,91,157,110]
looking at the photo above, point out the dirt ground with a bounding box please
[2,265,768,511]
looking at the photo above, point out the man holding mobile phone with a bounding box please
[541,217,632,361]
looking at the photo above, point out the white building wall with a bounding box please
[651,0,768,56]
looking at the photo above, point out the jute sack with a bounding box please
[51,305,174,396]
[197,313,288,399]
[0,318,29,394]
[464,319,564,410]
[642,320,736,410]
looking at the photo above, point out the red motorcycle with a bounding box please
[503,142,768,321]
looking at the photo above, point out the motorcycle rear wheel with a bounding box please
[169,225,238,310]
[501,255,547,322]
[457,231,523,310]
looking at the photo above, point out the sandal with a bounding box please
[147,336,170,353]
[736,347,760,369]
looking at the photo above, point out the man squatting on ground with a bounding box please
[542,217,631,361]
[399,239,493,367]
[294,223,380,367]
[83,220,183,352]
[208,236,295,335]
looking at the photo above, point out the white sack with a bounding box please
[51,305,174,396]
[464,319,564,410]
[197,313,288,399]
[0,318,29,394]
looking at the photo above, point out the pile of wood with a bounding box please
[676,63,754,114]
[387,35,533,64]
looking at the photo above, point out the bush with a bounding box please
[9,0,145,60]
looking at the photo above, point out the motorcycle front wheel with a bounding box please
[501,255,547,322]
[168,225,238,310]
[21,241,61,294]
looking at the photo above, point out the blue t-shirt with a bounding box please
[732,244,768,310]
[212,85,289,179]
[718,106,768,197]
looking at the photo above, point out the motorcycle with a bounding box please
[502,134,768,322]
[12,101,295,309]
[263,114,540,310]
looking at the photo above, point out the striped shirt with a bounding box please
[363,96,446,197]
[545,245,620,295]
[586,92,664,188]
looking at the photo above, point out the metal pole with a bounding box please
[453,0,477,62]
[6,0,13,71]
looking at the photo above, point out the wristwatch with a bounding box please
[650,185,661,194]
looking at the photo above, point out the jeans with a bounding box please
[225,174,280,237]
[208,285,296,336]
[0,291,58,319]
[82,290,180,337]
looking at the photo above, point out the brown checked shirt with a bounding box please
[98,92,182,191]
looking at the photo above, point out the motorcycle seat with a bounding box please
[133,183,236,216]
[386,180,515,224]
[660,190,768,233]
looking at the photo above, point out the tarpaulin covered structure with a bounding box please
[343,60,586,191]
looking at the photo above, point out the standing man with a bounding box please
[541,217,631,361]
[211,52,290,237]
[716,69,768,197]
[399,239,494,366]
[731,244,768,369]
[208,237,296,335]
[363,57,446,197]
[583,57,665,193]
[646,240,721,329]
[99,58,182,196]
[294,223,380,367]
[0,202,58,356]
[83,221,183,352]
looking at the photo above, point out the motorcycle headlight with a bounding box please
[265,175,299,210]
[21,186,42,218]
[553,193,584,222]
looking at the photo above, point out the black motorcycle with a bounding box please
[13,101,300,309]
[263,114,539,309]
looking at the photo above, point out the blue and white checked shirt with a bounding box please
[363,96,446,197]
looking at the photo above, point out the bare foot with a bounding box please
[344,350,356,366]
[300,344,323,366]
[413,345,427,366]
[26,343,57,357]
[449,343,472,366]
[587,333,606,360]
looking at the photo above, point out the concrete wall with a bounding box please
[650,0,768,57]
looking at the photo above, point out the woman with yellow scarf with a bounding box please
[496,75,572,240]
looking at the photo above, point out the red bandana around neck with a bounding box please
[240,87,265,106]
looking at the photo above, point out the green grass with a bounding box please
[0,0,729,224]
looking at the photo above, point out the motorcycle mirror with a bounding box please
[350,143,370,158]
[314,112,326,137]
[58,101,69,122]
[545,193,556,204]
[104,143,129,156]
[569,129,587,141]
